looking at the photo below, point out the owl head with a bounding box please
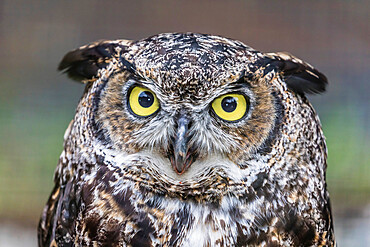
[59,33,327,181]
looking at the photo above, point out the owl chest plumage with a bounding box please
[59,129,329,247]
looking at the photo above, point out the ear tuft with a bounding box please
[265,52,328,94]
[58,40,132,82]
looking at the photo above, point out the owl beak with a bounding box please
[170,114,196,174]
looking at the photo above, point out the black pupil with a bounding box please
[138,91,154,108]
[221,96,237,112]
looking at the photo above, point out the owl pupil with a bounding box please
[138,91,154,108]
[221,97,237,112]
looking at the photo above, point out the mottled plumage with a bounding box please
[39,33,335,246]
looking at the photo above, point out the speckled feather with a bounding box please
[39,33,334,246]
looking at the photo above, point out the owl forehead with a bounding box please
[127,33,261,102]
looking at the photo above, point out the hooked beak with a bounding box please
[169,114,197,174]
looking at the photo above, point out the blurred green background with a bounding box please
[0,0,369,245]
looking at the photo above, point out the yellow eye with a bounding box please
[211,94,249,122]
[128,86,159,117]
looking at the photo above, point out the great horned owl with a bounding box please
[38,33,335,246]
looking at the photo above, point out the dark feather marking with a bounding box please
[100,219,122,247]
[251,172,268,191]
[82,180,95,206]
[236,223,257,246]
[254,55,328,95]
[59,41,113,81]
[170,206,191,246]
[113,188,135,216]
[58,41,135,82]
[85,214,100,241]
[119,56,136,75]
[258,90,284,155]
[276,209,316,245]
[130,214,155,247]
[91,77,113,146]
[38,183,61,246]
[276,59,327,94]
[52,181,77,246]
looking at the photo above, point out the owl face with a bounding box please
[92,34,278,176]
[59,32,327,181]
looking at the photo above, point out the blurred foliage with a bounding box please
[325,109,369,189]
[0,101,72,221]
